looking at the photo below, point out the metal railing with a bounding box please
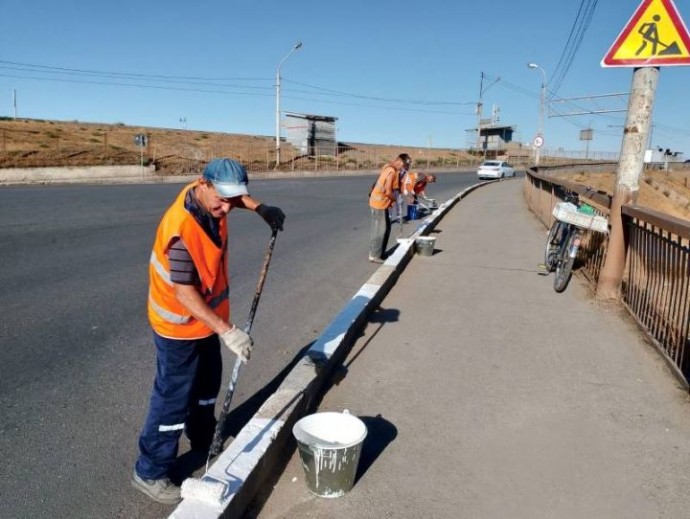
[623,205,690,383]
[525,169,690,386]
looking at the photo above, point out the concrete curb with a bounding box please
[168,180,498,518]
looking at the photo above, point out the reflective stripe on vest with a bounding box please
[149,293,191,324]
[150,251,172,286]
[148,288,228,325]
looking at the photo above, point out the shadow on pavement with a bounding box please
[324,306,400,392]
[355,414,398,484]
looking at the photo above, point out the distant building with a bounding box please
[465,123,516,158]
[284,112,338,156]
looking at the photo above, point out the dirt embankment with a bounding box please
[0,118,474,176]
[2,118,689,221]
[553,169,690,221]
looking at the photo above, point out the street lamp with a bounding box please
[275,41,303,169]
[527,62,547,166]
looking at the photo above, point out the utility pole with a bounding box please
[427,135,433,168]
[475,72,500,159]
[476,72,484,153]
[275,41,303,169]
[13,89,17,119]
[527,63,547,166]
[597,66,659,300]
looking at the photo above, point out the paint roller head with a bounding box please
[180,477,226,506]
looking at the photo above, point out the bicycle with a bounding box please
[543,191,608,293]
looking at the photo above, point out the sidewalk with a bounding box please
[254,179,690,519]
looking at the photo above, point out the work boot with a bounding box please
[132,470,182,505]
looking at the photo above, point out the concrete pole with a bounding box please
[275,70,281,168]
[527,63,546,167]
[476,72,484,154]
[275,42,302,170]
[597,66,659,300]
[536,78,545,166]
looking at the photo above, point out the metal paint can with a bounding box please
[293,411,367,498]
[415,236,436,256]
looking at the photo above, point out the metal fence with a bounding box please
[524,169,690,386]
[623,205,690,383]
[0,123,480,175]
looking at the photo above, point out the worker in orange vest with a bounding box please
[402,172,436,201]
[368,153,411,262]
[413,173,436,201]
[133,158,284,504]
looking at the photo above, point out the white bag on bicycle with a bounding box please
[552,202,608,233]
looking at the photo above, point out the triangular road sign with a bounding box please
[602,0,690,67]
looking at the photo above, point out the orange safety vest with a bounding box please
[148,181,230,339]
[369,164,399,210]
[401,171,419,195]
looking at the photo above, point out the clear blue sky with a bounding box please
[2,0,690,155]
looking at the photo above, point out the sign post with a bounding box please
[597,0,690,300]
[134,133,148,181]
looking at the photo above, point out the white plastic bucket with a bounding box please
[292,411,367,498]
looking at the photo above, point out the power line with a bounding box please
[0,59,270,82]
[0,72,277,97]
[283,78,475,106]
[0,59,477,115]
[548,0,599,97]
[282,93,475,115]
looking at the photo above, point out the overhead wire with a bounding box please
[0,59,476,116]
[548,0,599,97]
[283,78,475,106]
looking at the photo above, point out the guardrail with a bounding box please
[525,169,690,387]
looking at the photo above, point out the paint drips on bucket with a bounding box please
[293,411,367,498]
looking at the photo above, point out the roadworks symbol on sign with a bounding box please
[602,0,690,67]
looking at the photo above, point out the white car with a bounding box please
[477,160,515,180]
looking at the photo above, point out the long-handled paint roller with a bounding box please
[180,229,278,505]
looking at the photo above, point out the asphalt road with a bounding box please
[0,170,478,518]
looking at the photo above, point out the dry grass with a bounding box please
[0,118,475,175]
[553,169,690,221]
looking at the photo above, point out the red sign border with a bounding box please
[601,0,690,67]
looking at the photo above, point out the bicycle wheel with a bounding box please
[544,221,564,273]
[553,228,578,293]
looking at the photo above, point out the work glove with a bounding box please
[256,204,285,232]
[220,326,253,364]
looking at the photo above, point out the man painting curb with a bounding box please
[132,158,285,504]
[368,153,411,262]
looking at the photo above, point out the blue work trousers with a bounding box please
[135,332,222,480]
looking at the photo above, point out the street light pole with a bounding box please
[275,41,302,169]
[527,62,547,167]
